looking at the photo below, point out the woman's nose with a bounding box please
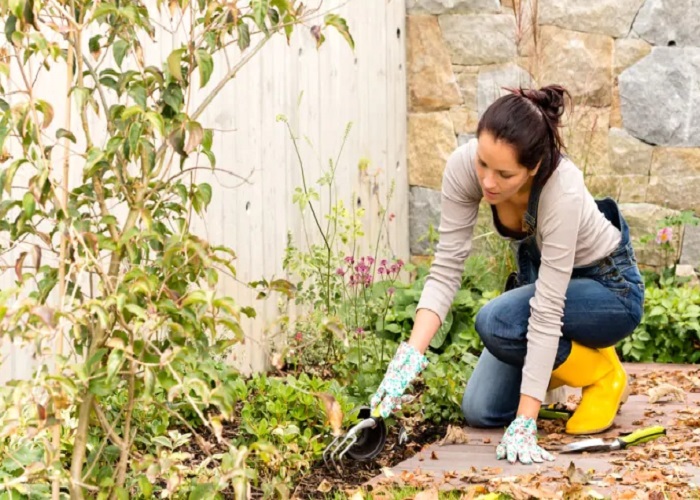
[482,173,497,190]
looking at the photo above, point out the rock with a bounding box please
[608,128,653,176]
[476,63,533,118]
[614,39,652,76]
[610,83,622,128]
[647,175,700,214]
[450,106,479,134]
[454,65,479,109]
[538,26,614,107]
[675,264,699,286]
[408,0,501,14]
[649,147,700,176]
[585,175,648,203]
[632,0,700,47]
[538,0,644,37]
[408,112,457,190]
[439,14,517,65]
[619,203,682,269]
[458,133,476,146]
[646,147,700,213]
[618,47,700,147]
[680,224,700,268]
[407,16,463,112]
[409,187,442,255]
[562,106,610,176]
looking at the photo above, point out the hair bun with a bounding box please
[520,85,569,121]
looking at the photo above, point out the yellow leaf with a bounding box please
[316,392,344,437]
[317,479,332,493]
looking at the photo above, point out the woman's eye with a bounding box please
[500,172,514,179]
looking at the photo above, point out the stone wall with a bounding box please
[406,0,700,272]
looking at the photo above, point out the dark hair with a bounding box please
[476,85,571,187]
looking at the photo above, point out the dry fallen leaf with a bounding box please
[565,461,591,485]
[439,425,470,445]
[413,488,439,500]
[648,383,686,404]
[348,490,365,500]
[316,479,332,493]
[315,392,344,436]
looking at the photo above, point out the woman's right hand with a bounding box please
[369,341,429,418]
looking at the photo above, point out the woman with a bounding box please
[370,85,645,465]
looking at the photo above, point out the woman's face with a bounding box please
[475,131,538,205]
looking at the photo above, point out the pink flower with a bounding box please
[344,256,355,264]
[656,227,673,244]
[388,287,395,296]
[388,213,395,222]
[336,268,346,276]
[356,327,365,335]
[294,332,303,342]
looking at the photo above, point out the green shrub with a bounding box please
[620,277,700,363]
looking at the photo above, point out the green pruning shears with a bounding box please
[561,426,666,453]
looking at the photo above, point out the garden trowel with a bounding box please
[560,426,666,453]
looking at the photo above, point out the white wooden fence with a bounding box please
[0,0,408,381]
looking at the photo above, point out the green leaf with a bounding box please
[128,84,147,109]
[88,35,101,55]
[197,183,212,205]
[188,483,217,500]
[167,48,184,82]
[3,158,27,195]
[237,22,250,51]
[36,99,54,128]
[430,310,453,349]
[145,111,165,136]
[194,49,213,88]
[162,83,184,111]
[56,128,76,143]
[93,3,118,19]
[106,349,124,381]
[324,14,355,50]
[251,0,270,32]
[202,128,213,150]
[112,40,129,68]
[22,192,35,218]
[4,15,17,45]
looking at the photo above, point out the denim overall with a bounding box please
[461,178,645,428]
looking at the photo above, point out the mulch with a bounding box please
[358,363,700,499]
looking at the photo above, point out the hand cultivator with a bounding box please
[323,407,387,472]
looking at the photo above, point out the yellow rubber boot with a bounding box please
[550,343,628,435]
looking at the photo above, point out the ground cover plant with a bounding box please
[0,0,354,497]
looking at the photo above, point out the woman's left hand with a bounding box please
[496,415,555,465]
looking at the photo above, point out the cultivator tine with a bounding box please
[322,418,378,472]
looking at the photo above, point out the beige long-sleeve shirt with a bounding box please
[417,138,622,401]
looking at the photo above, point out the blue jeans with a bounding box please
[461,198,645,427]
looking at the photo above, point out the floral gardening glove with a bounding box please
[370,342,429,419]
[496,415,555,465]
